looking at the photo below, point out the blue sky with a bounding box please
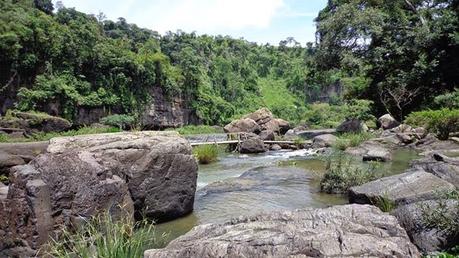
[54,0,327,45]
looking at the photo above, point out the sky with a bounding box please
[53,0,327,45]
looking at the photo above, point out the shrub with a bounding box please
[44,212,162,258]
[320,152,380,194]
[100,114,136,130]
[193,145,219,164]
[434,89,459,109]
[332,132,374,151]
[405,109,459,140]
[0,134,9,143]
[421,190,459,236]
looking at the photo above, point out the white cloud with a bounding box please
[131,0,285,33]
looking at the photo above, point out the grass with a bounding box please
[425,246,459,258]
[420,190,459,236]
[372,193,396,212]
[170,125,223,135]
[320,151,381,194]
[43,212,164,258]
[0,126,121,143]
[333,132,374,151]
[193,144,219,164]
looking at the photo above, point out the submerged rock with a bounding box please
[349,171,455,205]
[346,141,392,162]
[145,204,420,258]
[0,131,198,255]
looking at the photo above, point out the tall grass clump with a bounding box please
[320,152,380,194]
[193,144,219,164]
[44,212,161,258]
[372,193,396,212]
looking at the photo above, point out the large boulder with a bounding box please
[349,171,455,205]
[223,118,261,134]
[312,134,337,148]
[408,153,459,187]
[261,118,290,134]
[336,118,366,133]
[378,114,400,130]
[0,111,72,134]
[259,129,275,141]
[243,107,273,125]
[145,204,420,258]
[239,136,267,154]
[346,141,392,162]
[392,199,459,254]
[0,131,198,256]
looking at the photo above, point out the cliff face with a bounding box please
[141,87,200,130]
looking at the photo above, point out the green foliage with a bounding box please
[193,145,219,164]
[333,132,374,151]
[302,100,374,128]
[405,109,459,140]
[434,90,459,109]
[424,246,459,258]
[421,190,459,237]
[315,0,459,119]
[320,152,380,194]
[44,212,163,258]
[372,193,396,213]
[171,125,223,135]
[100,114,136,130]
[0,174,8,184]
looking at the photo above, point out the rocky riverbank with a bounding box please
[0,131,198,257]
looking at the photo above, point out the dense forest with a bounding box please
[1,0,458,128]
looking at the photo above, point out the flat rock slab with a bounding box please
[297,129,336,139]
[145,204,420,258]
[349,171,455,205]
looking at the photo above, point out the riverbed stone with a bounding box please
[408,153,459,187]
[259,129,275,141]
[337,118,365,133]
[0,131,198,256]
[378,114,400,130]
[270,144,282,151]
[349,171,455,205]
[239,136,267,153]
[145,204,420,258]
[312,134,337,148]
[223,117,261,134]
[392,199,459,254]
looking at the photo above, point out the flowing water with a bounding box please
[154,148,419,246]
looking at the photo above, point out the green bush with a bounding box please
[302,100,374,129]
[100,114,136,130]
[421,190,459,236]
[405,109,459,140]
[0,134,8,143]
[44,212,162,258]
[434,89,459,109]
[193,145,219,164]
[320,152,380,194]
[333,132,374,151]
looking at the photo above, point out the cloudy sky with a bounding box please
[54,0,327,45]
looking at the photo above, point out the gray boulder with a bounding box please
[378,114,400,130]
[239,136,267,153]
[336,118,366,133]
[312,134,337,148]
[145,204,420,258]
[0,131,198,256]
[346,141,392,162]
[408,153,459,187]
[270,144,282,151]
[349,171,455,205]
[259,129,275,141]
[224,118,261,134]
[393,200,459,254]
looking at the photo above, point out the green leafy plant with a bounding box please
[405,109,459,140]
[333,132,374,151]
[100,114,136,130]
[43,212,163,258]
[320,152,380,194]
[170,125,223,135]
[372,193,396,212]
[192,144,219,164]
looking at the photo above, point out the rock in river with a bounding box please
[145,204,420,258]
[0,131,198,256]
[349,171,455,205]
